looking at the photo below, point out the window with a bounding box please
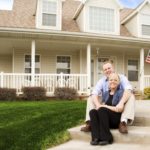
[142,25,150,36]
[56,56,70,74]
[141,14,150,36]
[25,55,40,73]
[89,6,115,32]
[128,60,138,81]
[42,0,57,26]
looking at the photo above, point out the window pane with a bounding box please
[42,14,56,26]
[128,71,138,81]
[142,25,150,36]
[56,56,70,74]
[89,6,114,32]
[25,55,40,74]
[42,0,56,13]
[128,60,138,81]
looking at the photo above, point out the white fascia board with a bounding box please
[1,27,150,45]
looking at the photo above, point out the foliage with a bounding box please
[0,88,16,101]
[54,87,78,100]
[144,87,150,99]
[22,87,46,101]
[0,100,86,150]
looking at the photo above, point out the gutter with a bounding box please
[0,27,150,46]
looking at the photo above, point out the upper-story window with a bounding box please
[42,0,57,26]
[89,6,115,32]
[37,0,61,30]
[141,14,150,36]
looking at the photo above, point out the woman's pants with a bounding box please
[89,107,121,142]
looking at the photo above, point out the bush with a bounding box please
[0,88,16,101]
[54,87,78,100]
[144,87,150,99]
[22,87,46,101]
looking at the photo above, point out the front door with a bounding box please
[96,57,116,81]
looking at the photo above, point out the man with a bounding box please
[81,61,135,134]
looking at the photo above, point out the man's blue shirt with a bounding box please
[92,74,132,96]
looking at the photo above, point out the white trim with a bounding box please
[87,43,91,93]
[31,40,35,86]
[140,48,144,91]
[12,48,15,73]
[36,0,62,30]
[80,49,83,73]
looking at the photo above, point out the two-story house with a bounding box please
[0,0,150,96]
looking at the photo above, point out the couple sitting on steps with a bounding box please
[81,61,135,146]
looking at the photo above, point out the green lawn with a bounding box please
[0,100,86,150]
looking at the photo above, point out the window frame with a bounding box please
[140,13,150,38]
[36,0,62,30]
[127,59,139,82]
[24,54,41,74]
[56,55,71,74]
[87,6,116,34]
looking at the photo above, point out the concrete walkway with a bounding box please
[48,100,150,150]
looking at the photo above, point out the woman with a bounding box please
[89,73,124,145]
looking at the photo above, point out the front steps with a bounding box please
[48,100,150,150]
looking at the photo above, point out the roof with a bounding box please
[0,0,136,37]
[0,0,36,28]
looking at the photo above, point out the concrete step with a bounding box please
[68,126,150,144]
[48,140,150,150]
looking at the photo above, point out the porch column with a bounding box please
[31,40,35,86]
[87,43,91,94]
[140,48,144,92]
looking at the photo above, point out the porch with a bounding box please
[0,72,88,96]
[0,72,150,96]
[0,29,150,95]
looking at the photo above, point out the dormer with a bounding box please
[36,0,62,30]
[73,0,122,35]
[121,0,150,38]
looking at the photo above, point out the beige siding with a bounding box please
[0,55,12,73]
[125,14,138,37]
[13,49,81,73]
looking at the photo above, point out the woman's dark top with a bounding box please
[106,94,113,106]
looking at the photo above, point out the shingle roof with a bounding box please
[0,0,36,28]
[62,0,80,32]
[0,0,134,37]
[120,8,135,22]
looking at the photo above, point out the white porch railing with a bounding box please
[0,72,88,95]
[144,75,150,88]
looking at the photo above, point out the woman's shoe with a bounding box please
[90,138,99,145]
[99,140,109,145]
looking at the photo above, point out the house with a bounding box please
[0,0,150,96]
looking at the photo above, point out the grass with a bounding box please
[0,100,86,150]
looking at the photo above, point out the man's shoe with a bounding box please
[119,122,128,134]
[80,124,91,132]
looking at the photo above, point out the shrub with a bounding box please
[22,87,46,101]
[0,88,16,101]
[144,87,150,99]
[54,87,78,100]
